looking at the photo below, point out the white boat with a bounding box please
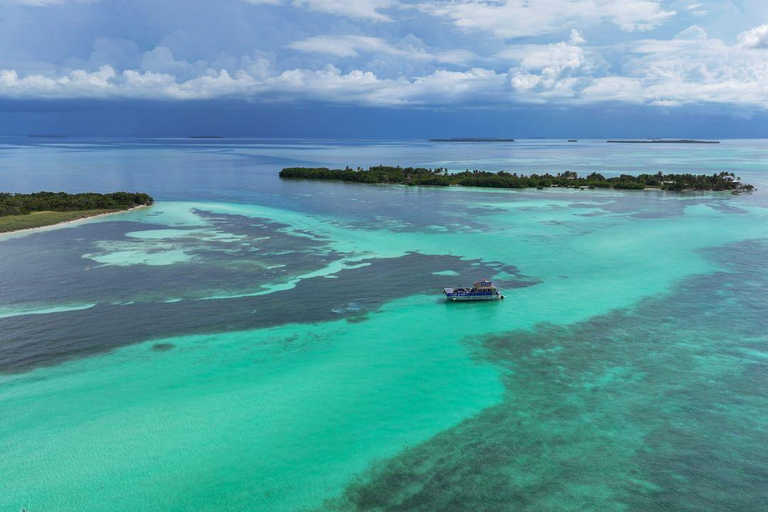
[444,280,504,301]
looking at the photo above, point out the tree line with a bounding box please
[279,166,753,192]
[0,192,154,216]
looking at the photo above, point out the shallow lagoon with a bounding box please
[2,138,768,510]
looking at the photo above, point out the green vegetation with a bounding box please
[0,191,153,216]
[280,167,753,192]
[0,192,153,233]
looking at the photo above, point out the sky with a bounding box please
[2,0,768,137]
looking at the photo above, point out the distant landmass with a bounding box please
[28,134,69,138]
[281,166,752,193]
[429,138,515,142]
[607,139,720,144]
[0,191,153,234]
[188,136,224,139]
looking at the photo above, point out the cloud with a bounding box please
[580,77,645,103]
[239,0,397,21]
[4,7,768,114]
[569,29,586,45]
[417,0,675,39]
[287,36,393,57]
[291,0,396,21]
[287,35,475,65]
[0,63,505,106]
[494,24,768,109]
[141,47,195,76]
[502,33,603,100]
[178,66,501,105]
[0,66,117,98]
[631,25,709,54]
[4,0,97,5]
[737,24,768,48]
[601,25,768,107]
[395,68,504,104]
[684,2,707,16]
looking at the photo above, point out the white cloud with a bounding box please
[396,68,504,104]
[6,23,768,111]
[237,0,396,21]
[737,24,768,48]
[287,35,475,65]
[288,36,393,57]
[500,32,602,100]
[600,25,768,107]
[0,66,116,97]
[417,0,675,39]
[569,29,586,45]
[4,0,97,5]
[631,25,709,53]
[580,77,644,103]
[141,47,195,76]
[292,0,396,21]
[684,2,707,16]
[0,63,505,106]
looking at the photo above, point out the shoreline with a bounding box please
[286,179,746,195]
[0,204,150,237]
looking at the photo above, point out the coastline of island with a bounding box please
[607,139,720,144]
[280,166,753,192]
[0,192,154,235]
[429,138,516,142]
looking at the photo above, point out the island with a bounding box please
[280,166,753,192]
[0,191,154,234]
[607,139,720,144]
[429,138,515,142]
[189,136,224,139]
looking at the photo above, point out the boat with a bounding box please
[444,280,504,301]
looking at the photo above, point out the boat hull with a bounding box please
[445,294,503,301]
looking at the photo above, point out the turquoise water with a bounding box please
[2,139,768,510]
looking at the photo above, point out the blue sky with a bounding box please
[2,0,768,137]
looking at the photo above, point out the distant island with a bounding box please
[280,166,753,192]
[607,139,720,144]
[189,136,224,139]
[0,191,153,234]
[429,138,515,142]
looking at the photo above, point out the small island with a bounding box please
[280,166,753,192]
[0,191,153,234]
[607,139,720,144]
[429,138,515,142]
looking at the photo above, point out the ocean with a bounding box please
[2,138,768,511]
